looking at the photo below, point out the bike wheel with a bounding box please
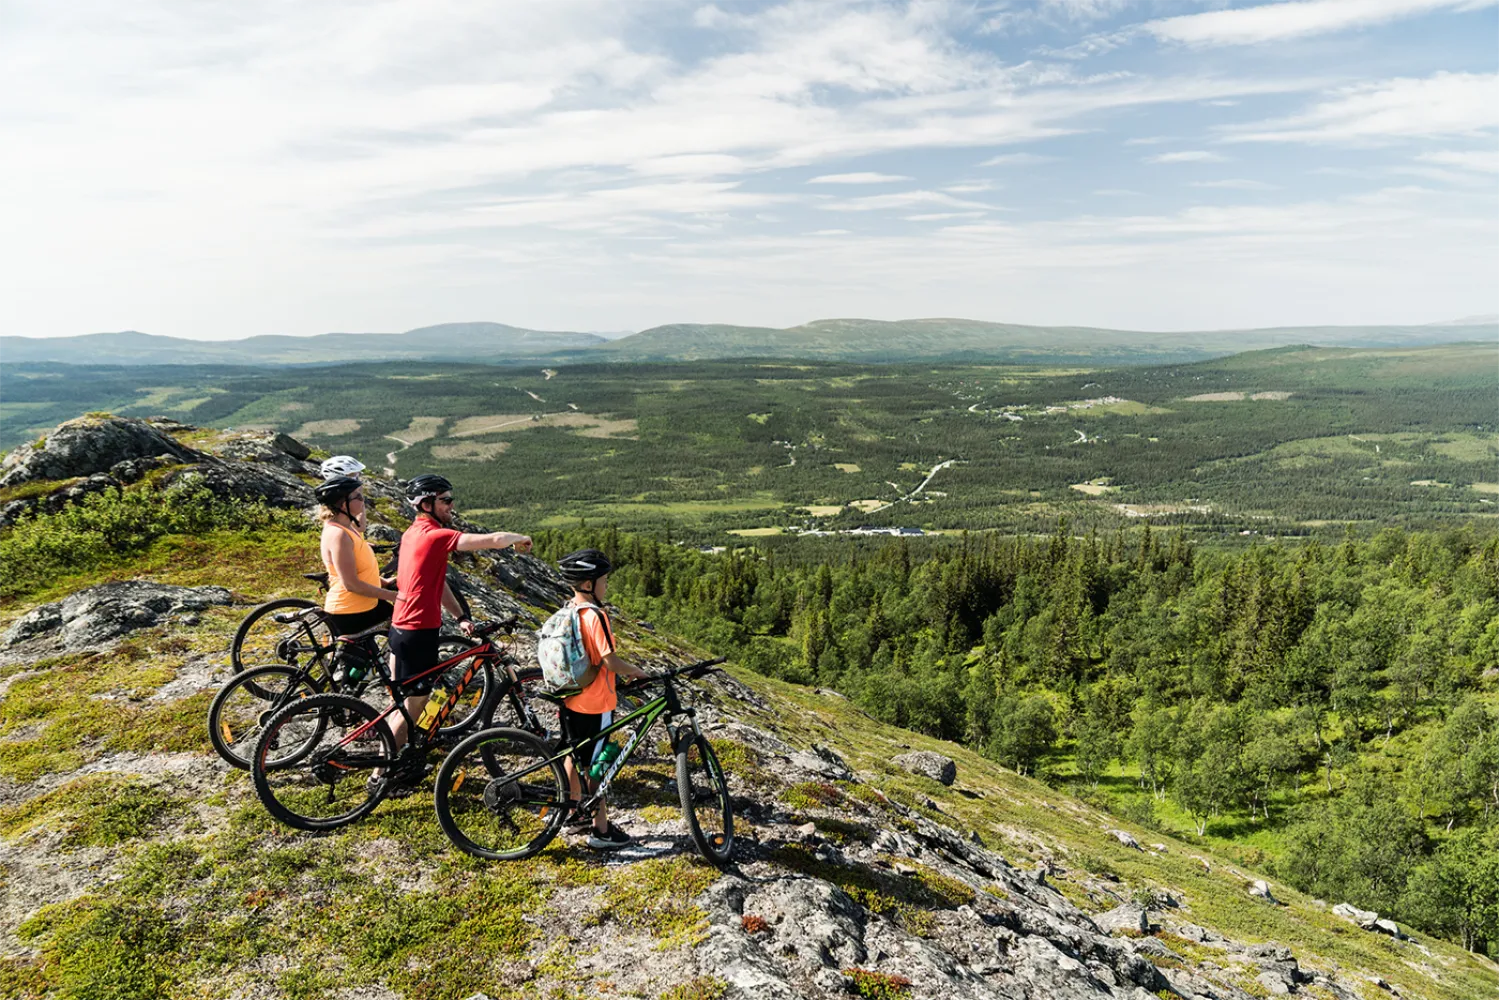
[435,727,567,861]
[431,636,498,739]
[207,665,321,770]
[252,693,397,831]
[231,598,333,693]
[677,735,734,868]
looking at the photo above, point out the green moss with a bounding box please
[0,775,182,847]
[0,957,49,1000]
[782,780,844,811]
[660,977,728,1000]
[590,856,718,946]
[18,897,179,1000]
[0,477,81,504]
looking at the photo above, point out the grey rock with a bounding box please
[207,430,313,471]
[1,415,201,489]
[1107,829,1143,851]
[109,454,178,484]
[1256,970,1292,995]
[1094,904,1149,935]
[893,750,957,786]
[789,743,853,780]
[1372,918,1405,940]
[1248,879,1282,904]
[1333,902,1379,927]
[3,582,233,650]
[165,462,316,509]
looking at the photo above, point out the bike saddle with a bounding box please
[302,572,330,586]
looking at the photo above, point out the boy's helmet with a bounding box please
[558,549,613,585]
[405,474,453,501]
[320,455,365,478]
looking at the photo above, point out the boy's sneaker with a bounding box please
[587,823,632,851]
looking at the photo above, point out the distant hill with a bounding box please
[598,317,1499,363]
[5,316,1495,366]
[0,322,605,365]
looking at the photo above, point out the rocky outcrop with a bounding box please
[894,751,957,786]
[0,415,200,489]
[2,582,232,651]
[1094,904,1149,935]
[203,430,313,473]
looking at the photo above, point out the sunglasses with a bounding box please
[435,495,455,505]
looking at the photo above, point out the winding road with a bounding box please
[869,458,957,514]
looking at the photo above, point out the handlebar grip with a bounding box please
[472,616,519,638]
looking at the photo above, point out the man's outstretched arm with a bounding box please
[455,531,531,553]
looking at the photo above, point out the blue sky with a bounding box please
[3,0,1496,339]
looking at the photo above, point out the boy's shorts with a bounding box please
[559,705,613,765]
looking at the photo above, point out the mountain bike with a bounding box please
[227,565,391,684]
[250,618,545,830]
[209,610,502,770]
[433,658,734,867]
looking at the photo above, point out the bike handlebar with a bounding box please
[622,657,726,691]
[470,616,519,638]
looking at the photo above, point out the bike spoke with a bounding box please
[436,729,565,861]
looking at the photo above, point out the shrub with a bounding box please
[0,481,307,600]
[741,914,770,934]
[843,968,913,1000]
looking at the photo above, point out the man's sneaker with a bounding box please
[587,823,632,851]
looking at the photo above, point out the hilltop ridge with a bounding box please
[4,316,1494,367]
[0,415,1496,998]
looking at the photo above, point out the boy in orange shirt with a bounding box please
[556,549,650,850]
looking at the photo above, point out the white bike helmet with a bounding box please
[320,455,366,479]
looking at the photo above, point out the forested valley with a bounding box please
[535,522,1499,955]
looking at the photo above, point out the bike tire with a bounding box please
[435,727,567,861]
[676,734,734,868]
[231,598,333,693]
[207,665,322,770]
[429,636,500,740]
[252,693,397,831]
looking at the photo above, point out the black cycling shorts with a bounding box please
[327,601,392,641]
[559,706,613,766]
[387,625,442,695]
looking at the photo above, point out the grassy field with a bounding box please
[3,343,1494,540]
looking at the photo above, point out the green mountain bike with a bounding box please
[434,658,733,867]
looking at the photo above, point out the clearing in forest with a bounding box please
[450,412,638,439]
[1070,479,1117,496]
[1471,483,1499,494]
[849,499,883,512]
[833,463,861,473]
[800,505,846,516]
[295,419,360,437]
[393,416,446,443]
[432,441,511,461]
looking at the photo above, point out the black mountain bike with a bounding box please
[434,658,734,868]
[250,618,545,830]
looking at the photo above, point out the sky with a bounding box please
[2,0,1496,340]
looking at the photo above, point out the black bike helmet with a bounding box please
[314,475,361,506]
[404,473,453,502]
[558,548,613,586]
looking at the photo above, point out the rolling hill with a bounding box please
[4,317,1494,367]
[0,322,604,366]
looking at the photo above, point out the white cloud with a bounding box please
[943,181,997,193]
[979,152,1059,166]
[808,172,913,184]
[1146,150,1229,163]
[1419,149,1499,172]
[1192,179,1280,190]
[817,190,995,212]
[1224,71,1499,143]
[1144,0,1492,48]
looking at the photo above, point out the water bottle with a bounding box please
[417,687,450,730]
[588,740,622,781]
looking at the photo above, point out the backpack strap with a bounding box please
[575,601,615,665]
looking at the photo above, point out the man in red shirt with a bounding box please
[384,474,531,786]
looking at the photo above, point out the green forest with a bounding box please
[533,522,1499,956]
[3,343,1495,540]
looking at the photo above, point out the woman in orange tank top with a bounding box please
[314,476,398,637]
